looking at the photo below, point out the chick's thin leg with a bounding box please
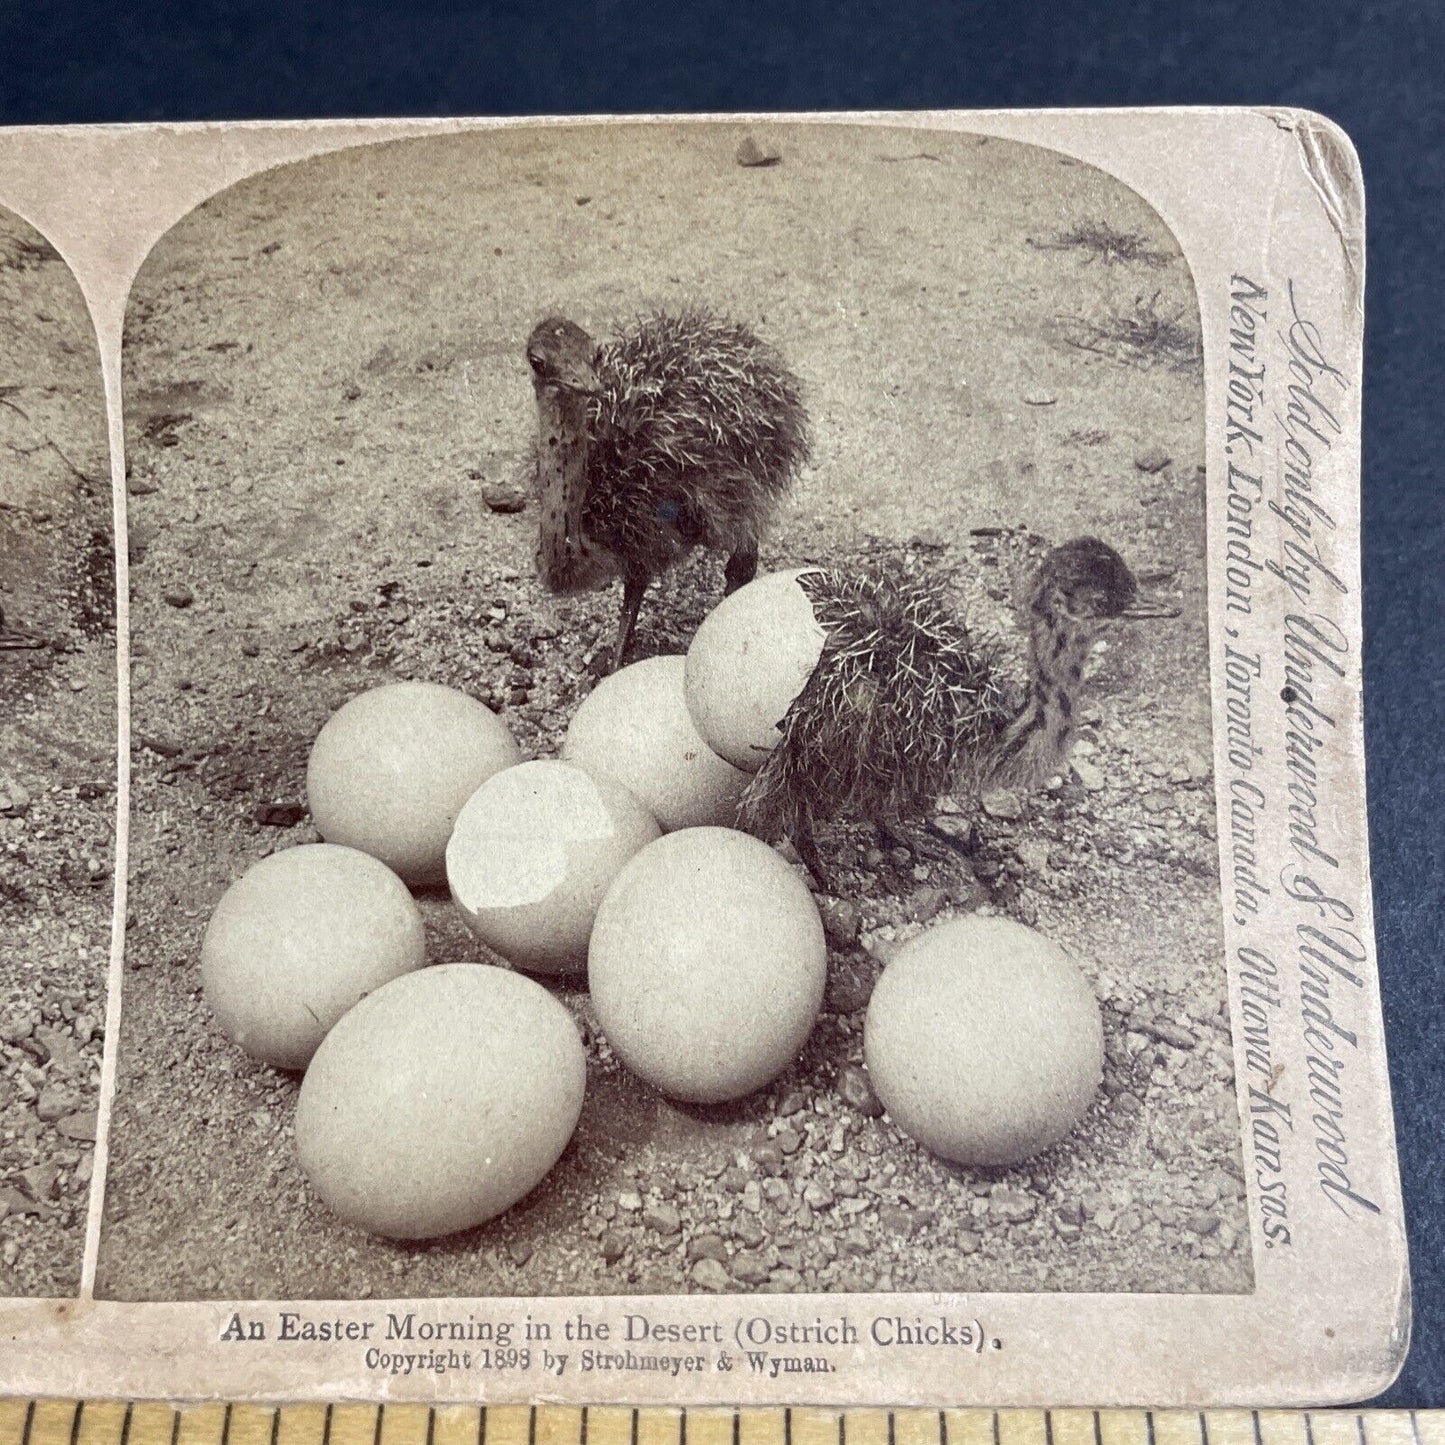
[876,816,975,866]
[724,538,759,596]
[612,572,649,672]
[793,816,851,897]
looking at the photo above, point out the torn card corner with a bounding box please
[1259,106,1366,296]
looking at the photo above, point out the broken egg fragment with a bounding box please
[446,759,660,974]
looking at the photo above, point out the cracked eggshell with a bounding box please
[306,681,522,885]
[446,759,661,975]
[864,915,1103,1166]
[562,655,749,831]
[295,963,587,1239]
[200,843,426,1070]
[683,569,825,772]
[588,827,827,1103]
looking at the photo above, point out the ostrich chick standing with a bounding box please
[525,311,810,670]
[738,536,1179,887]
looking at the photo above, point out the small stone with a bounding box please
[770,1267,803,1290]
[481,481,528,514]
[57,1110,99,1142]
[741,1180,763,1213]
[775,1127,803,1156]
[990,1188,1038,1224]
[0,1014,34,1045]
[19,1164,59,1201]
[981,787,1023,820]
[752,1144,783,1174]
[163,584,195,609]
[1141,791,1172,814]
[600,1230,628,1264]
[507,1239,534,1267]
[0,1188,45,1220]
[35,1088,75,1124]
[828,966,874,1015]
[252,802,305,827]
[803,1183,834,1210]
[1143,1020,1198,1050]
[7,783,31,813]
[815,895,862,948]
[905,886,947,923]
[616,1189,642,1212]
[930,814,976,843]
[1073,759,1106,792]
[730,1252,771,1284]
[1185,751,1212,782]
[1023,392,1056,407]
[1135,447,1172,473]
[862,931,901,965]
[733,1215,766,1248]
[719,1166,749,1194]
[778,1090,809,1118]
[139,733,185,759]
[687,1234,729,1265]
[691,1258,731,1292]
[240,638,261,658]
[736,137,782,168]
[837,1063,883,1117]
[643,1202,682,1235]
[878,1204,917,1237]
[1015,838,1053,875]
[1187,1211,1222,1237]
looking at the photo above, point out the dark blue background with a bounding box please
[0,0,1439,1409]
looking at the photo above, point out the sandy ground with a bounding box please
[97,123,1250,1301]
[0,213,115,1296]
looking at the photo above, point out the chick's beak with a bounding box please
[1121,594,1181,620]
[558,360,602,396]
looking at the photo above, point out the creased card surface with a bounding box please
[0,109,1406,1406]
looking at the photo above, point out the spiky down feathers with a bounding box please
[738,567,1009,843]
[579,311,810,573]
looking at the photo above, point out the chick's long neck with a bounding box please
[533,383,613,593]
[997,599,1096,786]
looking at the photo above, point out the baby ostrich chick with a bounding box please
[737,537,1178,888]
[525,310,810,670]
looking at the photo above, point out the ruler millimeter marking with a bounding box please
[0,1409,1441,1445]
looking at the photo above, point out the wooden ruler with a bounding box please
[0,1406,1439,1445]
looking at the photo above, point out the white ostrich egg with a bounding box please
[306,681,522,885]
[588,827,827,1103]
[562,654,749,830]
[864,916,1104,1166]
[295,963,587,1240]
[200,843,426,1070]
[446,759,660,975]
[683,569,825,771]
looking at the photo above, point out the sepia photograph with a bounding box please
[0,204,115,1296]
[94,121,1250,1304]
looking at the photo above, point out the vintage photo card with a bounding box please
[0,109,1408,1406]
[0,203,114,1297]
